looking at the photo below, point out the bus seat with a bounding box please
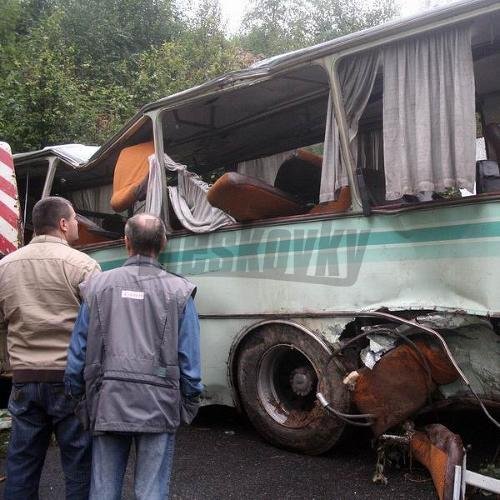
[75,214,122,246]
[485,122,500,160]
[476,160,500,194]
[308,186,351,215]
[295,148,323,168]
[110,142,154,212]
[274,149,322,204]
[207,172,306,222]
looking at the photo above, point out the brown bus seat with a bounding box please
[207,172,306,222]
[308,186,351,214]
[111,141,154,212]
[75,214,122,246]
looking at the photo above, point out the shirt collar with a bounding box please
[29,234,69,247]
[123,254,164,270]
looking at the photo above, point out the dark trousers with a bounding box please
[4,382,91,500]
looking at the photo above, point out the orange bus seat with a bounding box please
[110,142,154,212]
[207,172,306,222]
[295,148,323,168]
[308,186,351,215]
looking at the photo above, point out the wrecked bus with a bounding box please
[5,0,500,497]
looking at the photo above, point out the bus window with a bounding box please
[344,10,500,208]
[159,63,352,226]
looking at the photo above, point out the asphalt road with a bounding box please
[0,406,497,499]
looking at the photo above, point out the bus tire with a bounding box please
[236,323,349,455]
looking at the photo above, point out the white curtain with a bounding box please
[237,149,296,185]
[320,50,381,202]
[383,24,475,199]
[70,184,114,214]
[147,154,235,233]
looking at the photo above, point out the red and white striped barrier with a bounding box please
[0,142,21,256]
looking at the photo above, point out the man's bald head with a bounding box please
[124,214,167,257]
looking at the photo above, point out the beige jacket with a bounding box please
[0,235,101,378]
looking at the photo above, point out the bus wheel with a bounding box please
[236,323,349,455]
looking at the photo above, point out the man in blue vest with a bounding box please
[64,213,203,500]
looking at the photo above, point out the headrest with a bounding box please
[110,142,154,212]
[274,149,323,204]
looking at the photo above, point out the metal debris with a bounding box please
[360,333,397,369]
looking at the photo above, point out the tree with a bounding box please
[310,0,397,44]
[0,11,83,151]
[132,0,242,105]
[15,0,56,35]
[238,0,310,56]
[55,0,182,83]
[238,0,398,57]
[0,0,22,46]
[0,0,246,152]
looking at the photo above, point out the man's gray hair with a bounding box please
[124,214,167,256]
[32,196,73,235]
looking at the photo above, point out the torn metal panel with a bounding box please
[300,316,353,345]
[437,323,500,401]
[416,313,492,330]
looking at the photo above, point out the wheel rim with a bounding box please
[257,343,320,428]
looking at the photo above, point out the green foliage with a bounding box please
[0,0,22,46]
[239,0,398,56]
[0,0,399,153]
[478,463,500,481]
[310,0,397,44]
[56,0,182,83]
[133,0,242,104]
[238,0,311,56]
[0,10,82,151]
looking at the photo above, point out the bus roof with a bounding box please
[14,144,99,168]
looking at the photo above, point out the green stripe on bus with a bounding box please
[92,220,500,271]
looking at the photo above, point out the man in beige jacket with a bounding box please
[0,196,100,499]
